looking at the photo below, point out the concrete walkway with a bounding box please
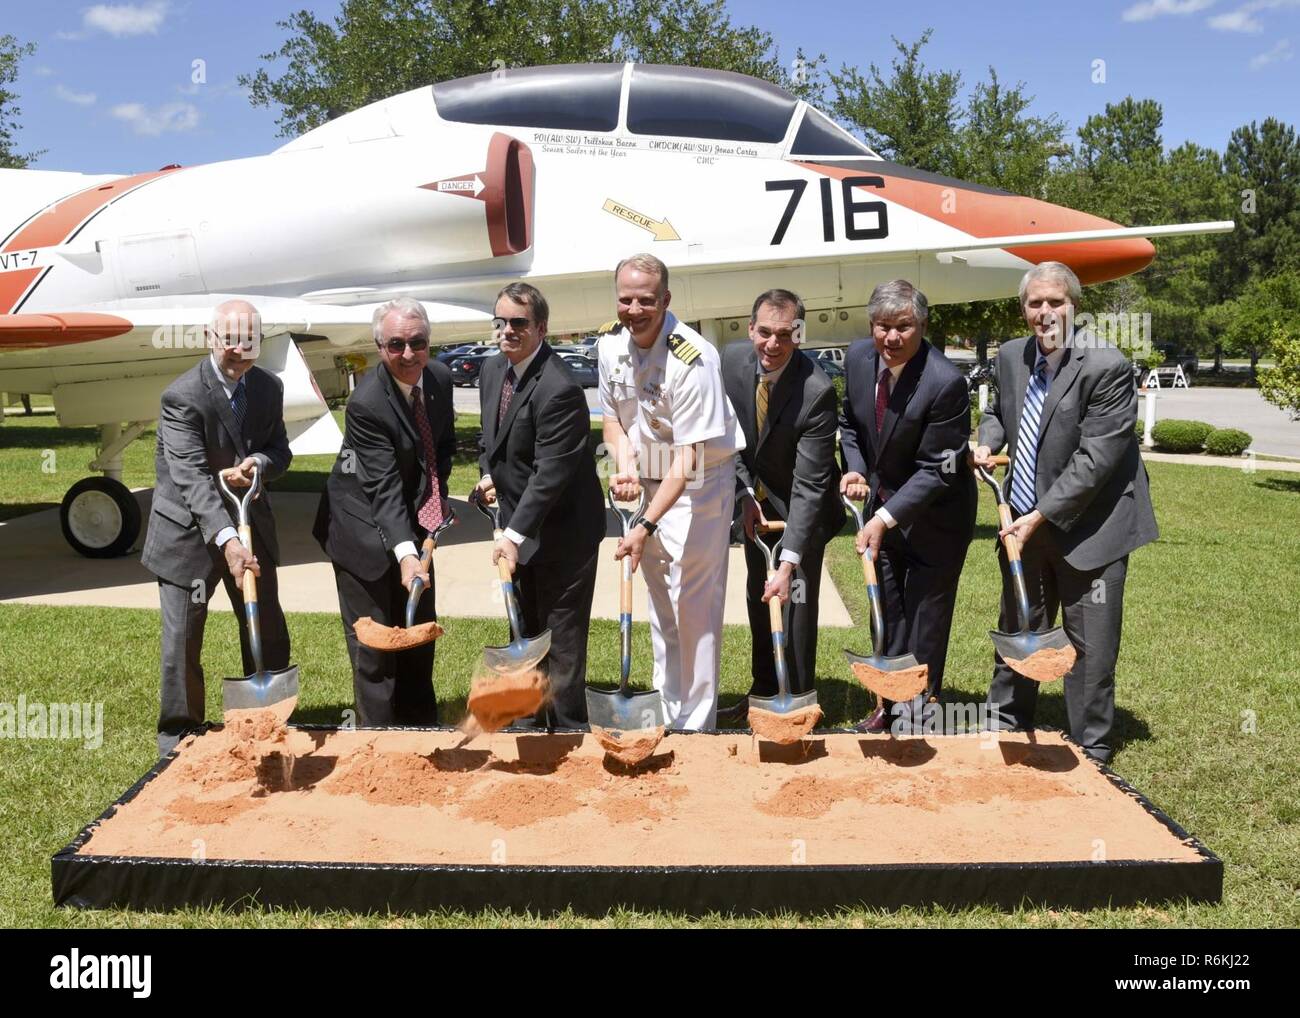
[0,491,853,627]
[1141,450,1300,472]
[1140,388,1300,458]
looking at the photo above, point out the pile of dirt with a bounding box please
[850,662,929,700]
[590,724,666,767]
[749,704,823,745]
[466,669,549,732]
[1005,645,1076,682]
[354,616,444,651]
[323,741,482,807]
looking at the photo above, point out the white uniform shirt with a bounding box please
[597,311,744,479]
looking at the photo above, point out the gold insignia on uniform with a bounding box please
[598,320,621,335]
[667,333,701,365]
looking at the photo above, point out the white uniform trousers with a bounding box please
[640,457,735,730]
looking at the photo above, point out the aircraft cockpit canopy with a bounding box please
[431,63,878,158]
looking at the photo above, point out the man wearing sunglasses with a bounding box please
[472,283,604,728]
[314,297,455,725]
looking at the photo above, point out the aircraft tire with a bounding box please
[60,476,141,558]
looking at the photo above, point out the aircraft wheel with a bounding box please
[60,477,141,558]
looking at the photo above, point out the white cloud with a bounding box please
[1123,0,1216,22]
[54,85,97,106]
[1209,0,1300,32]
[1250,36,1295,64]
[82,2,170,38]
[110,100,199,136]
[33,66,55,77]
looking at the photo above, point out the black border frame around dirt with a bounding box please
[51,725,1223,917]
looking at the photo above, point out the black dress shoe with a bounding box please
[853,706,889,734]
[716,698,749,724]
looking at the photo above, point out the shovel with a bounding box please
[974,458,1075,683]
[586,488,665,734]
[841,494,928,705]
[218,466,299,722]
[459,493,552,739]
[354,510,457,652]
[747,520,822,743]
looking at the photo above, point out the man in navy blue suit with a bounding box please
[839,280,976,733]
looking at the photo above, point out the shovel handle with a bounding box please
[767,567,792,700]
[405,536,435,628]
[237,523,264,675]
[859,549,887,659]
[492,527,525,640]
[755,520,785,534]
[996,504,1033,632]
[620,555,633,690]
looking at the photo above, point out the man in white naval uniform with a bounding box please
[598,253,744,730]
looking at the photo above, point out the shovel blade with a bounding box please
[843,647,922,671]
[481,629,552,675]
[222,665,300,723]
[585,687,665,732]
[844,648,929,700]
[747,688,820,715]
[989,627,1075,683]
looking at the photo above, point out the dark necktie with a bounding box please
[754,376,771,502]
[1010,356,1050,517]
[874,366,891,433]
[230,378,247,433]
[498,366,516,426]
[410,384,444,532]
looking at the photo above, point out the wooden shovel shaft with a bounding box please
[859,549,887,658]
[766,567,791,699]
[492,527,525,640]
[237,522,264,675]
[996,499,1033,631]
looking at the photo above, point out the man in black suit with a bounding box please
[717,289,843,721]
[840,279,976,733]
[973,262,1158,762]
[143,299,292,755]
[473,283,604,728]
[313,297,455,725]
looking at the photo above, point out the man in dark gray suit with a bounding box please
[840,280,977,733]
[717,289,843,721]
[973,261,1158,763]
[142,299,292,755]
[473,282,604,729]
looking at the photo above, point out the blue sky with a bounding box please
[5,0,1298,175]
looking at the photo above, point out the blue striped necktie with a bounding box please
[230,378,248,433]
[1009,355,1049,517]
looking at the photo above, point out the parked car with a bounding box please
[558,352,598,387]
[812,347,846,365]
[551,343,597,361]
[449,352,496,386]
[437,343,495,365]
[818,358,844,381]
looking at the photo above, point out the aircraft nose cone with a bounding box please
[1003,206,1156,284]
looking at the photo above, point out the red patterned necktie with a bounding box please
[874,365,891,433]
[410,384,444,531]
[497,366,516,426]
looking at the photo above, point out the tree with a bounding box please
[1218,270,1300,380]
[0,34,38,169]
[828,29,961,172]
[1221,118,1300,294]
[1258,323,1300,421]
[241,0,822,137]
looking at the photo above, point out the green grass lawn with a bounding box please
[1,411,1298,927]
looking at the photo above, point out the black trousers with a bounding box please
[515,544,600,729]
[985,529,1129,762]
[157,533,289,754]
[333,561,438,726]
[743,533,827,697]
[875,531,968,729]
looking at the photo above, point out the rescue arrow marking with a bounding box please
[602,199,680,241]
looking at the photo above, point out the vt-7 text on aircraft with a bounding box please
[0,62,1230,556]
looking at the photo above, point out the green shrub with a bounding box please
[1205,428,1253,457]
[1151,419,1213,453]
[1135,418,1145,439]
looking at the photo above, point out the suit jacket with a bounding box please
[839,339,976,565]
[142,358,292,587]
[313,360,456,581]
[477,345,604,564]
[721,343,844,559]
[979,335,1158,571]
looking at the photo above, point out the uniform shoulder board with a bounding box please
[667,333,702,365]
[597,320,621,335]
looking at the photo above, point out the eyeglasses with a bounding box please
[492,316,532,332]
[381,337,429,353]
[215,334,261,349]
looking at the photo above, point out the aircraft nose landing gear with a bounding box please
[58,421,148,558]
